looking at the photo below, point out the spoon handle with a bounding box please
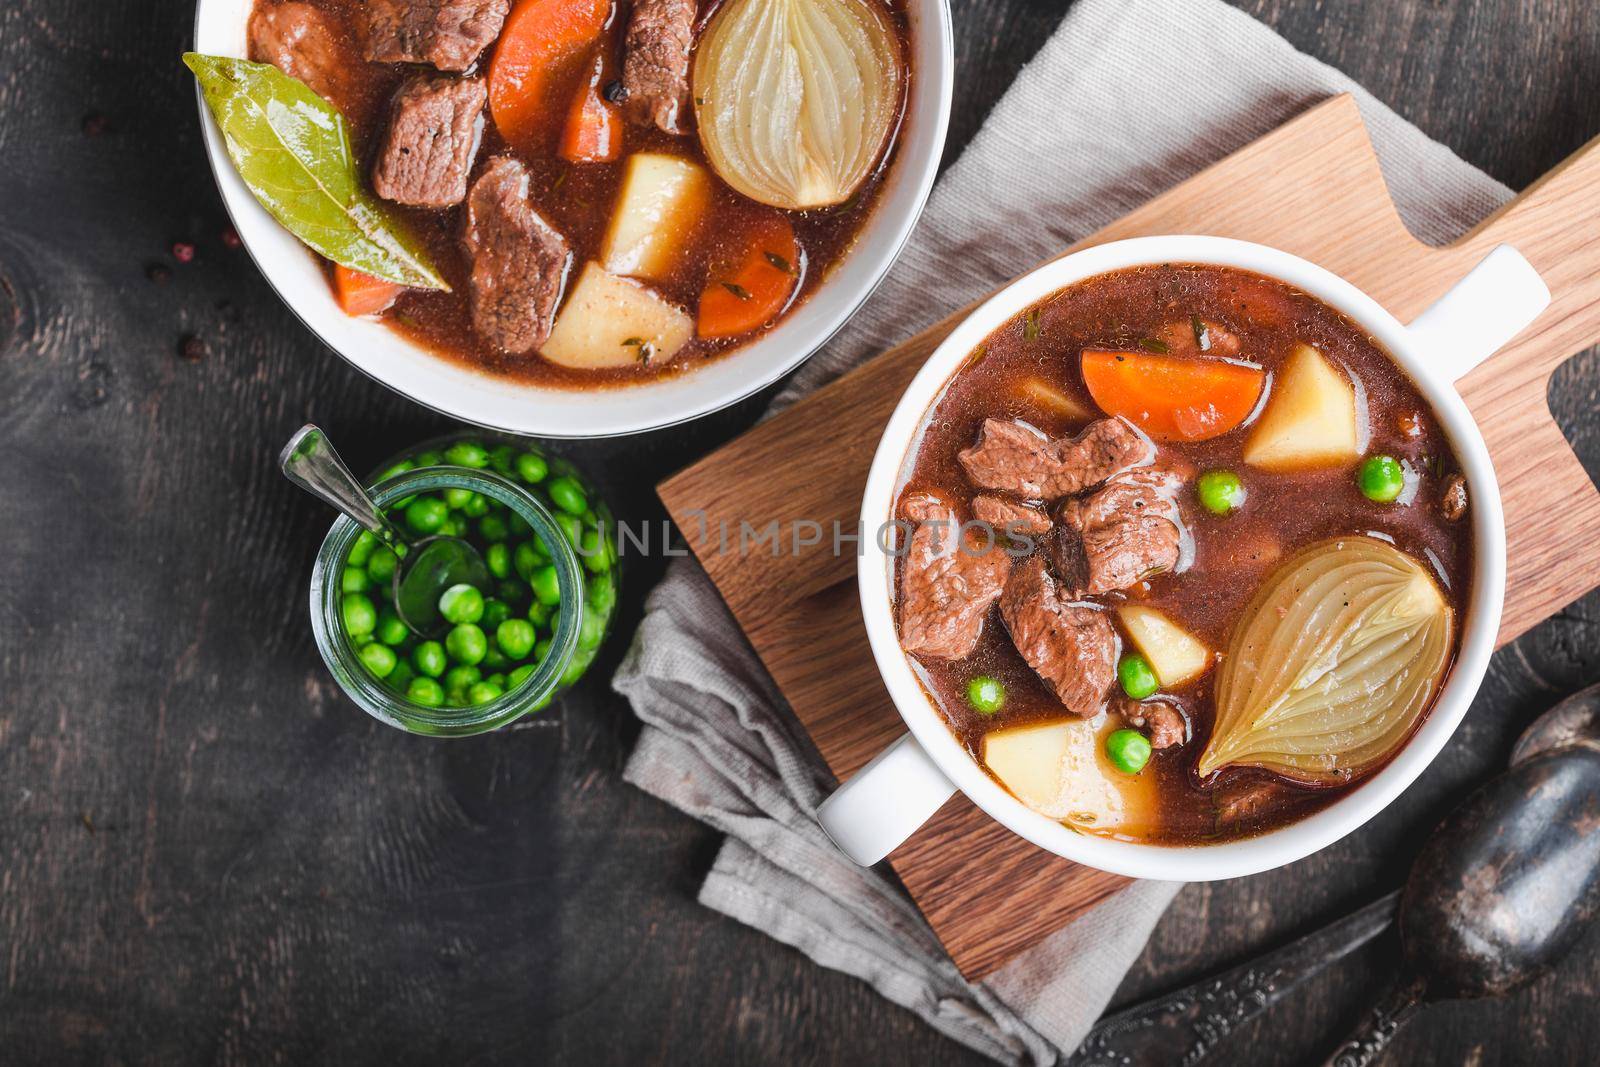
[1069,890,1399,1067]
[279,424,406,548]
[1319,974,1425,1067]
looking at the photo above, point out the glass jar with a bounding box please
[309,437,619,736]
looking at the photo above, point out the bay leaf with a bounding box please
[184,53,448,291]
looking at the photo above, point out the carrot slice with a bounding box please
[489,0,612,154]
[558,47,622,163]
[1081,349,1266,442]
[333,265,404,317]
[697,216,801,339]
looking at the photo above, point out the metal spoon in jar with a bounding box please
[279,424,489,637]
[1069,680,1600,1067]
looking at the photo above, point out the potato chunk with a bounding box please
[1117,605,1210,687]
[1243,343,1360,470]
[981,717,1158,833]
[541,262,694,370]
[600,153,712,283]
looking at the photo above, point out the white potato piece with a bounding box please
[1117,605,1211,687]
[1243,343,1360,470]
[600,153,712,282]
[981,717,1158,834]
[541,262,694,370]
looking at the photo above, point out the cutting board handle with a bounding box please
[1469,129,1600,257]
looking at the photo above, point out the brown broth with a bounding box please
[897,264,1474,844]
[251,0,909,389]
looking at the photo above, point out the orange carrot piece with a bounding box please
[333,265,405,317]
[1081,349,1266,442]
[697,216,802,339]
[489,0,612,154]
[558,47,622,163]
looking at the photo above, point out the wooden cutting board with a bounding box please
[657,94,1600,980]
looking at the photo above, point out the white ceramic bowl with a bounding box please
[820,235,1552,881]
[192,0,953,438]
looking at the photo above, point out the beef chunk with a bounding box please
[972,495,1051,536]
[249,2,351,107]
[1441,474,1468,522]
[1121,697,1188,749]
[958,418,1150,501]
[1153,317,1242,358]
[364,0,511,72]
[372,76,487,208]
[622,0,695,135]
[897,493,1013,660]
[1050,465,1184,596]
[461,157,573,354]
[999,555,1117,717]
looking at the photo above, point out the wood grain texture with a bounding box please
[2,0,1599,1065]
[660,93,1600,979]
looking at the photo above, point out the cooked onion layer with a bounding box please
[1198,536,1454,785]
[693,0,905,210]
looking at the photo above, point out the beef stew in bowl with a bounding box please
[823,236,1545,877]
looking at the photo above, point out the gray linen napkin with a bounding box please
[614,0,1511,1060]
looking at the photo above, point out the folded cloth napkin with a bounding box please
[615,0,1511,1059]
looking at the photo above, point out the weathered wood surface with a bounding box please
[1,1,1598,1065]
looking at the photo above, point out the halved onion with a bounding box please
[693,0,905,210]
[1197,536,1454,785]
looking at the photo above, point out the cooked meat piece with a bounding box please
[1153,317,1242,358]
[1441,474,1468,522]
[622,0,695,135]
[897,493,1013,660]
[1120,697,1188,749]
[249,2,351,107]
[1215,778,1296,826]
[958,417,1150,500]
[372,76,487,208]
[1050,465,1185,596]
[972,495,1051,537]
[364,0,511,72]
[461,157,573,354]
[999,555,1117,716]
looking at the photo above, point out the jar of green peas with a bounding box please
[309,435,619,736]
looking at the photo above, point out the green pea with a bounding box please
[479,544,508,582]
[530,565,561,607]
[587,575,617,618]
[513,541,540,581]
[413,641,447,678]
[438,517,466,539]
[1118,653,1159,700]
[375,609,410,646]
[1196,469,1246,516]
[446,623,488,666]
[1358,454,1406,503]
[527,600,551,627]
[486,672,507,687]
[341,567,370,594]
[488,444,516,475]
[966,676,1006,715]
[533,637,552,662]
[482,598,511,630]
[516,452,549,483]
[507,512,533,539]
[347,530,378,567]
[342,593,377,637]
[463,493,490,518]
[359,642,397,679]
[548,476,587,515]
[438,583,485,625]
[444,441,489,468]
[468,680,505,704]
[407,676,445,707]
[443,665,482,693]
[479,514,509,542]
[580,530,611,574]
[578,610,605,650]
[386,661,415,693]
[497,618,537,659]
[482,646,509,671]
[366,546,400,583]
[560,647,595,688]
[554,512,583,547]
[415,449,444,467]
[1105,728,1152,774]
[374,459,415,483]
[405,496,449,534]
[444,487,476,510]
[508,664,536,690]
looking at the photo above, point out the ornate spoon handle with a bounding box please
[1069,890,1399,1067]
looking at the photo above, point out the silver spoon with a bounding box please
[1070,680,1600,1067]
[280,424,489,637]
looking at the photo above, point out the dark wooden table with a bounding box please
[3,1,1597,1063]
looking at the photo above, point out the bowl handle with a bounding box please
[816,733,956,866]
[1407,244,1550,383]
